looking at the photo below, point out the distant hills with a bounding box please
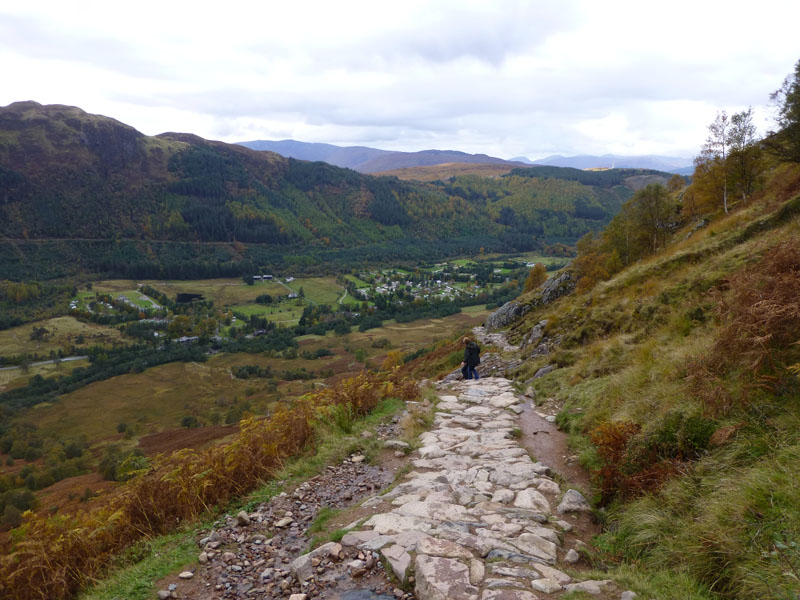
[238,141,694,176]
[0,101,671,280]
[513,153,693,173]
[237,139,529,173]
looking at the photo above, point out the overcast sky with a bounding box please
[1,0,798,160]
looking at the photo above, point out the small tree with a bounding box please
[667,174,685,194]
[766,58,800,163]
[704,110,731,213]
[523,264,547,292]
[728,107,764,201]
[631,183,675,253]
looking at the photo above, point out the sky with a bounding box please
[1,0,798,161]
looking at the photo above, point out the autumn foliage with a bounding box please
[688,239,800,416]
[0,371,417,600]
[590,420,684,504]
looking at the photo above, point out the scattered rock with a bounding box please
[564,579,614,595]
[557,489,592,514]
[564,548,580,564]
[384,440,410,450]
[178,570,193,579]
[621,592,638,600]
[236,510,251,526]
[531,577,562,593]
[533,365,555,379]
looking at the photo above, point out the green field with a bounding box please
[93,278,289,307]
[234,302,306,325]
[345,274,370,288]
[284,277,345,305]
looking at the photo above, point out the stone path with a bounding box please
[291,377,626,600]
[157,375,635,599]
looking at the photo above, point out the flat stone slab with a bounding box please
[363,513,433,535]
[464,406,494,417]
[395,500,468,522]
[564,579,614,594]
[481,590,541,600]
[514,489,551,514]
[532,563,571,584]
[415,555,479,600]
[381,544,412,584]
[340,530,380,547]
[417,535,473,559]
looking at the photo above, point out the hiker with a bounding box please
[460,336,480,380]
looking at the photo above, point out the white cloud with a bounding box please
[1,0,798,159]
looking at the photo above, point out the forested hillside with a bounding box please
[0,102,668,280]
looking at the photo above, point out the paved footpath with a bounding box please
[291,377,630,600]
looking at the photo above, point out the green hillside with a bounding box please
[0,102,669,280]
[501,157,800,598]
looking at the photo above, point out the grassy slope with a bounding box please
[506,164,800,599]
[374,162,515,181]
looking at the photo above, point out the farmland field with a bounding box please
[284,277,346,305]
[0,358,89,392]
[107,278,290,306]
[18,305,489,443]
[0,316,127,356]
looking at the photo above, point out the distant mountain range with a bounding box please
[512,153,693,173]
[237,140,694,175]
[236,139,529,173]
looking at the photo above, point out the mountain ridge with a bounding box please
[0,101,668,279]
[236,139,530,172]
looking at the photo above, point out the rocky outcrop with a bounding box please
[485,300,530,331]
[485,271,575,332]
[533,270,575,307]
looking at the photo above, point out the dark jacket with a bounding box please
[464,341,480,368]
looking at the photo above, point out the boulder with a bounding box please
[557,489,592,514]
